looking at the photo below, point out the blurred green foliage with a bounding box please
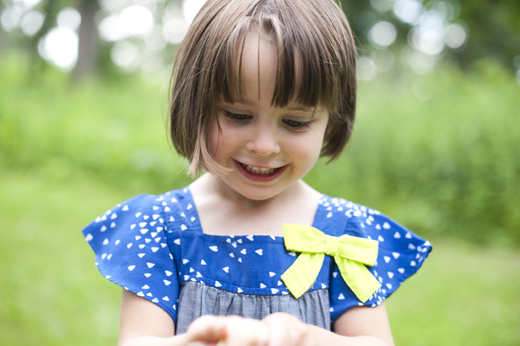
[0,53,192,194]
[1,53,519,246]
[340,0,520,71]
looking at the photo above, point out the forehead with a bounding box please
[221,28,314,111]
[237,33,303,106]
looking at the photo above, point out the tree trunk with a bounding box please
[72,0,100,82]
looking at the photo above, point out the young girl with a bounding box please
[83,0,432,345]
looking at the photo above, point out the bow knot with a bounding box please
[324,234,339,257]
[280,224,381,302]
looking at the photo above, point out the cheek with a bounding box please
[206,117,222,157]
[285,132,324,163]
[206,118,244,159]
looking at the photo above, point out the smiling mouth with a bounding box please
[241,163,279,175]
[233,160,287,182]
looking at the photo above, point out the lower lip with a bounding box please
[234,160,287,183]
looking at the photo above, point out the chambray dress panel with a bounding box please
[82,187,432,329]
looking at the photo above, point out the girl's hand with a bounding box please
[261,313,318,346]
[183,315,228,345]
[185,315,269,346]
[185,313,317,346]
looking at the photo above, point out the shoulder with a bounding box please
[318,195,429,245]
[81,187,203,262]
[81,187,195,322]
[320,195,432,320]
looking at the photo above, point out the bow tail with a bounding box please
[281,253,324,299]
[335,255,381,303]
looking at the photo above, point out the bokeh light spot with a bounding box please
[393,0,423,24]
[19,0,42,9]
[20,11,44,36]
[98,5,154,42]
[39,27,78,71]
[145,26,167,50]
[443,23,467,49]
[57,8,81,31]
[99,0,127,12]
[111,41,140,69]
[369,0,393,13]
[357,56,377,81]
[119,5,154,36]
[418,10,445,33]
[183,0,207,24]
[1,7,23,31]
[163,6,188,44]
[368,21,398,48]
[410,27,445,55]
[98,15,122,42]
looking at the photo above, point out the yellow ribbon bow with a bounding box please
[280,224,381,302]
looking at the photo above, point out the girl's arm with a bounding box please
[330,303,394,346]
[119,290,230,346]
[118,289,178,346]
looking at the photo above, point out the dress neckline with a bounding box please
[179,187,328,238]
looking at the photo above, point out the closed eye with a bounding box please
[223,111,251,122]
[283,119,312,129]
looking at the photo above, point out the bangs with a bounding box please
[211,0,356,113]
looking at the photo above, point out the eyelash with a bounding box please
[223,111,311,130]
[224,111,251,122]
[283,119,312,129]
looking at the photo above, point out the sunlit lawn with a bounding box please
[1,167,519,346]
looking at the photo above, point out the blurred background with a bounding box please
[0,0,519,345]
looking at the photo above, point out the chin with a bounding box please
[233,185,283,201]
[238,189,277,201]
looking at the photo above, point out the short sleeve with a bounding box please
[329,205,432,321]
[82,194,179,322]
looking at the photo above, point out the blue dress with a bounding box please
[82,187,432,333]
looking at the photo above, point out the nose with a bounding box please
[245,123,281,157]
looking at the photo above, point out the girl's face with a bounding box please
[207,34,329,201]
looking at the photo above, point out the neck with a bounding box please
[189,173,322,236]
[193,173,309,207]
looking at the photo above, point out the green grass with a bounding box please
[388,240,520,345]
[0,168,519,346]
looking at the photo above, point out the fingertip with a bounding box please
[213,318,228,336]
[186,315,228,343]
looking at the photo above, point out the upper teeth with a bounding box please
[243,164,276,175]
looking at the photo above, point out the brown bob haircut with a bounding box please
[169,0,357,177]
